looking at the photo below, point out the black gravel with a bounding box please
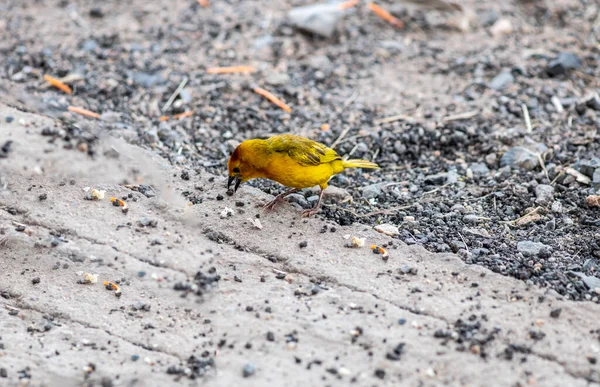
[173,267,221,299]
[167,355,215,379]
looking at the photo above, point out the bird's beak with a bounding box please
[227,175,242,192]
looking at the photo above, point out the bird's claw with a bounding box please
[301,208,320,217]
[263,197,284,211]
[263,188,298,212]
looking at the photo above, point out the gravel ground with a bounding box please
[3,0,597,300]
[1,0,600,384]
[2,102,600,386]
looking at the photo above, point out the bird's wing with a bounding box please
[268,135,341,166]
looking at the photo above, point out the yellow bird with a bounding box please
[227,134,379,217]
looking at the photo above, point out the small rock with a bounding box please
[82,39,99,52]
[306,195,319,204]
[84,189,105,201]
[254,35,274,50]
[299,241,308,248]
[535,184,555,205]
[568,272,600,292]
[347,236,365,248]
[517,241,551,257]
[386,342,405,361]
[247,218,263,230]
[374,369,386,379]
[393,140,407,155]
[305,54,333,72]
[138,185,156,198]
[490,18,513,37]
[549,308,562,318]
[220,207,234,219]
[566,167,591,185]
[32,277,40,285]
[547,52,582,77]
[132,301,151,311]
[425,368,436,378]
[593,170,600,190]
[501,143,547,171]
[577,158,600,178]
[586,195,600,208]
[83,273,98,284]
[320,185,351,202]
[286,194,310,209]
[462,227,490,238]
[295,283,322,297]
[38,193,48,201]
[463,215,481,225]
[266,331,275,342]
[288,3,345,38]
[374,224,399,236]
[577,93,600,112]
[469,162,490,177]
[489,70,514,91]
[446,169,459,184]
[484,153,498,167]
[451,204,466,213]
[399,265,418,275]
[89,7,104,18]
[479,8,499,27]
[361,183,383,199]
[242,363,256,378]
[179,88,192,104]
[265,72,289,86]
[424,172,448,185]
[130,72,166,88]
[138,216,158,228]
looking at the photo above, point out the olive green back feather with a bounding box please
[266,134,341,167]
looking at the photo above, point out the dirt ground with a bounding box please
[1,0,600,386]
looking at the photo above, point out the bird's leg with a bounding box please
[302,189,325,217]
[263,188,298,211]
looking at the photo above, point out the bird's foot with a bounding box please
[263,197,285,211]
[263,188,298,211]
[301,207,320,217]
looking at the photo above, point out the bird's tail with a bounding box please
[342,159,380,169]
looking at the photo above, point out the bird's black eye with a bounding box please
[233,167,240,173]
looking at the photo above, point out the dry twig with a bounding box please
[339,0,360,9]
[522,103,532,132]
[503,207,542,226]
[442,110,479,123]
[44,74,72,94]
[68,106,100,119]
[375,114,420,125]
[162,76,188,112]
[368,2,404,29]
[173,111,194,119]
[253,87,292,113]
[207,66,256,74]
[331,127,352,149]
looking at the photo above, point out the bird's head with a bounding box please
[227,145,245,193]
[227,140,269,194]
